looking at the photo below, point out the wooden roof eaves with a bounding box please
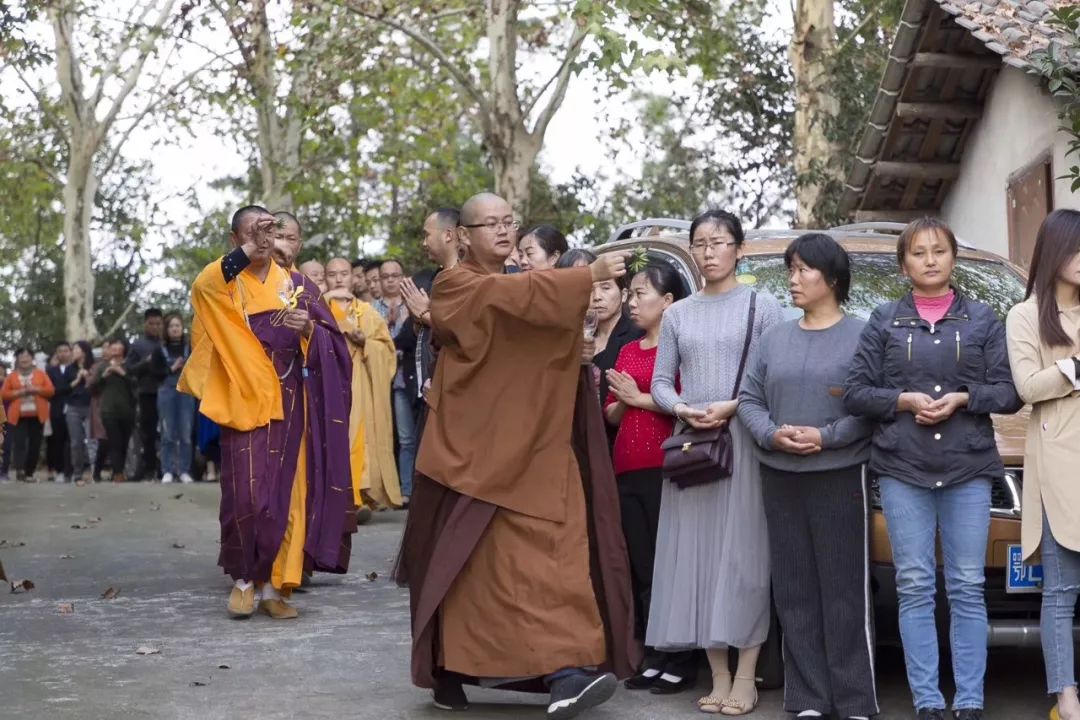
[837,0,935,217]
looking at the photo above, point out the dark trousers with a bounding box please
[618,467,698,678]
[10,418,44,477]
[1,422,12,473]
[46,410,70,475]
[102,415,134,480]
[136,393,158,477]
[762,464,879,718]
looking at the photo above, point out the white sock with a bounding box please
[233,580,253,591]
[261,584,281,601]
[797,713,823,719]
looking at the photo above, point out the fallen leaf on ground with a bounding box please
[0,540,26,549]
[0,560,5,581]
[218,664,230,670]
[9,579,35,593]
[173,493,184,500]
[365,572,378,582]
[60,554,74,559]
[171,542,185,549]
[125,508,135,515]
[57,603,74,614]
[190,680,207,687]
[87,516,102,524]
[70,524,89,530]
[101,586,120,600]
[135,646,159,655]
[89,494,97,499]
[149,504,161,512]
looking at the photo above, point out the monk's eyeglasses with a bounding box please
[460,219,520,231]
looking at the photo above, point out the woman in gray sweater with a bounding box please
[649,209,783,715]
[738,233,877,720]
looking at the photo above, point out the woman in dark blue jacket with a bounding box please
[844,218,1022,720]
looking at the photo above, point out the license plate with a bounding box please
[1006,544,1043,594]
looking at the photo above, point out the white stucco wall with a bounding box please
[941,65,1080,257]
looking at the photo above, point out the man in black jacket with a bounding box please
[125,308,164,481]
[46,341,76,483]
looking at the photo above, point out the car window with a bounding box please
[737,253,1026,321]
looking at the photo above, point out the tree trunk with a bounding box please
[63,146,99,340]
[492,137,540,219]
[791,0,841,228]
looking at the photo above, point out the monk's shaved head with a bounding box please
[325,257,353,292]
[300,259,324,276]
[459,192,507,226]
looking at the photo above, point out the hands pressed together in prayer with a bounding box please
[899,391,969,426]
[773,425,823,455]
[606,369,649,409]
[401,278,431,324]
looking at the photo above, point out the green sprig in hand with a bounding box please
[628,245,650,273]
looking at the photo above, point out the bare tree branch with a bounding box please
[98,0,178,137]
[100,53,228,177]
[89,1,156,112]
[530,23,587,140]
[99,299,138,342]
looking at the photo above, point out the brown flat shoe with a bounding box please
[227,585,256,618]
[258,598,298,619]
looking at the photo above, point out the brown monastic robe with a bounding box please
[397,259,640,689]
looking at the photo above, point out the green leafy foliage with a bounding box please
[1030,5,1080,192]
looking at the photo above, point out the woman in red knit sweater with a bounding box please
[604,261,691,694]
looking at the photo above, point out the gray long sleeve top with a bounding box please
[651,285,783,413]
[737,315,873,472]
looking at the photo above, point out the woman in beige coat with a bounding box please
[1006,208,1080,720]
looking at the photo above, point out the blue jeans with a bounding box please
[392,387,416,497]
[1041,508,1080,695]
[879,476,990,711]
[158,382,196,476]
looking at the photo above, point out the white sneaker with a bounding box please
[180,473,194,484]
[54,473,67,483]
[161,473,175,484]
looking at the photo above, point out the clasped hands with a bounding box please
[673,400,739,431]
[898,391,968,426]
[772,425,823,455]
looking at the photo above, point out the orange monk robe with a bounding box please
[180,259,309,592]
[329,298,401,508]
[417,262,606,678]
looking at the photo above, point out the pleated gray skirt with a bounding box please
[645,418,771,650]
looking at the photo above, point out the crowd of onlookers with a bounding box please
[0,255,445,493]
[1,311,197,484]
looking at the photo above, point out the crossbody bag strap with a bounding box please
[730,291,757,398]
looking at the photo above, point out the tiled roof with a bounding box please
[936,0,1072,69]
[837,0,1074,220]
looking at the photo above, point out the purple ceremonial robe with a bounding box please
[218,273,354,583]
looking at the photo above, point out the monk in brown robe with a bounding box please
[396,193,640,719]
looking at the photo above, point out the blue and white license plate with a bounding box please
[1007,543,1043,594]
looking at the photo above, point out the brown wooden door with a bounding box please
[1007,155,1053,269]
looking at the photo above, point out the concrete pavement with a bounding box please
[0,483,1059,719]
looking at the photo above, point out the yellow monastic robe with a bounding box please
[329,298,401,508]
[179,258,308,591]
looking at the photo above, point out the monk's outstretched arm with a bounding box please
[440,266,593,332]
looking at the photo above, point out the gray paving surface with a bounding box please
[0,483,1059,719]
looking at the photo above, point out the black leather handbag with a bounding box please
[661,292,757,489]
